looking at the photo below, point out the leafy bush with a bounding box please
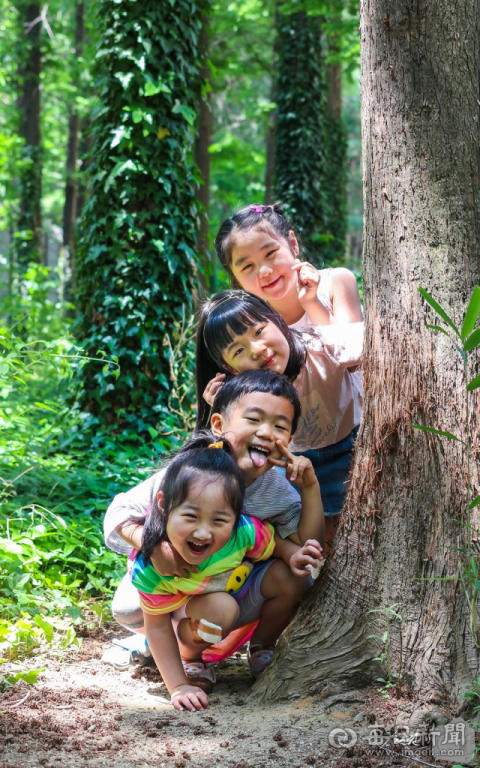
[0,265,171,665]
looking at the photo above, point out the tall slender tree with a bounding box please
[76,0,210,432]
[62,2,85,292]
[323,33,347,262]
[17,2,42,265]
[254,0,480,706]
[194,15,213,294]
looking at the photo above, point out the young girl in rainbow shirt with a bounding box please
[126,432,320,713]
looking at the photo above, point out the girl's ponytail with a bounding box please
[134,432,245,560]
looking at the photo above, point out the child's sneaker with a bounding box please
[248,643,275,679]
[102,635,153,670]
[181,660,216,693]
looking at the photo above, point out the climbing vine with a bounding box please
[76,0,210,434]
[274,3,328,266]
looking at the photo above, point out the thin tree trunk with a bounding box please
[17,2,42,265]
[264,8,279,205]
[194,16,212,295]
[326,60,341,121]
[63,2,85,294]
[253,0,480,706]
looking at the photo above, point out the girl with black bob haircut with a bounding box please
[196,290,306,431]
[196,288,364,544]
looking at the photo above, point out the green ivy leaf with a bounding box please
[172,101,196,125]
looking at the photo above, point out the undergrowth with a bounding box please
[1,265,193,681]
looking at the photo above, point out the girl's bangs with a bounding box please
[204,301,270,366]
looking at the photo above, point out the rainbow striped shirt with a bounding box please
[130,515,275,615]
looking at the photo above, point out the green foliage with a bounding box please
[322,111,348,263]
[415,286,480,649]
[0,267,161,668]
[75,0,209,433]
[367,604,403,698]
[275,5,327,266]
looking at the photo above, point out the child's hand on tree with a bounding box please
[292,259,320,304]
[268,440,318,487]
[289,539,323,578]
[170,684,209,712]
[203,372,226,406]
[150,540,199,577]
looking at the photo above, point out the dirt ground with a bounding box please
[0,625,466,768]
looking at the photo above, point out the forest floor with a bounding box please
[0,624,466,768]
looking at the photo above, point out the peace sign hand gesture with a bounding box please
[268,440,318,488]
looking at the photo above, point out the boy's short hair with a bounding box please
[212,369,301,435]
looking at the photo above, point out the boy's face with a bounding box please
[211,391,294,487]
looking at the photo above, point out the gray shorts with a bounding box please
[111,560,275,631]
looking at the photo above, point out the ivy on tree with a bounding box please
[274,0,348,265]
[76,0,210,434]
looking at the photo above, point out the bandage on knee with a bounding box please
[189,618,223,644]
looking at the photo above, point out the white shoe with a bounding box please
[102,635,153,670]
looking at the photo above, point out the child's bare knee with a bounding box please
[189,592,239,632]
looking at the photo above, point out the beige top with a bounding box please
[290,323,364,451]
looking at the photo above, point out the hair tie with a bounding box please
[248,204,275,214]
[208,441,224,449]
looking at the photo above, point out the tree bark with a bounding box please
[253,0,480,705]
[17,2,42,265]
[194,15,213,295]
[63,2,85,294]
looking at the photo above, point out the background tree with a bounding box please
[75,0,209,433]
[16,2,43,266]
[253,0,480,704]
[62,2,85,294]
[274,2,327,265]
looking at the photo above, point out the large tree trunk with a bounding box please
[63,2,85,295]
[17,2,42,265]
[253,0,480,705]
[194,16,213,295]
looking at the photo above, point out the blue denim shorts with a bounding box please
[292,426,359,518]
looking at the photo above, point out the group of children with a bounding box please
[103,203,364,712]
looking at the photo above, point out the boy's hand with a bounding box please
[268,440,318,488]
[292,259,320,304]
[203,372,226,406]
[150,540,199,577]
[289,539,323,578]
[171,684,209,712]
